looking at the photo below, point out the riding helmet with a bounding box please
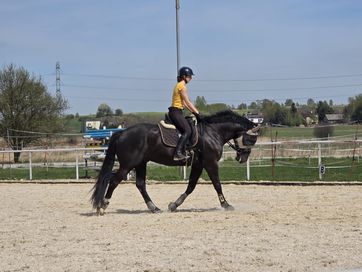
[179,67,194,77]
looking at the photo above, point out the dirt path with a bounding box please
[1,183,362,272]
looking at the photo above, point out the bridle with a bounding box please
[227,139,248,153]
[227,125,261,156]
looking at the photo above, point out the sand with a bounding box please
[0,183,362,272]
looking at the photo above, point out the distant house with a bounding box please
[246,114,264,124]
[324,114,345,124]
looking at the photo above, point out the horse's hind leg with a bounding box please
[98,169,127,215]
[135,162,161,213]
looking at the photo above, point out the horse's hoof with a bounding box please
[151,207,162,213]
[168,202,177,212]
[146,201,161,213]
[96,208,106,216]
[101,202,109,210]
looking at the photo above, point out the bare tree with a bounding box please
[0,64,68,162]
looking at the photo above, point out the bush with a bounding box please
[313,124,334,139]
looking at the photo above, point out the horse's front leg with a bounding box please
[135,162,161,213]
[168,162,203,212]
[204,163,234,211]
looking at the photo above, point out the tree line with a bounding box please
[195,95,362,126]
[1,64,361,161]
[87,93,361,129]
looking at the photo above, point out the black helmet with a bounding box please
[179,66,194,77]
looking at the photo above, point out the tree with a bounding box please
[237,103,247,110]
[0,64,68,162]
[96,103,113,117]
[290,103,297,115]
[316,100,334,122]
[307,98,316,113]
[307,98,315,107]
[345,94,362,122]
[284,99,294,107]
[195,96,207,112]
[115,108,123,116]
[249,101,257,109]
[261,100,288,125]
[207,103,229,114]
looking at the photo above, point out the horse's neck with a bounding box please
[205,123,237,144]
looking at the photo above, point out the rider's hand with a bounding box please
[193,112,202,122]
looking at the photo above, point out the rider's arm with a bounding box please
[180,88,199,114]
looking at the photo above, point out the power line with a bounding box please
[67,95,167,102]
[65,93,355,104]
[61,82,362,93]
[57,71,362,82]
[61,73,175,81]
[7,128,82,137]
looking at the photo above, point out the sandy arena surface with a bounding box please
[1,182,362,272]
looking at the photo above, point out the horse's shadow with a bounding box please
[80,207,221,217]
[115,209,152,214]
[79,212,98,217]
[115,207,220,214]
[78,209,149,216]
[170,207,220,213]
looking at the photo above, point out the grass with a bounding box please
[63,118,83,134]
[65,114,361,140]
[262,125,360,139]
[1,157,360,182]
[0,166,98,180]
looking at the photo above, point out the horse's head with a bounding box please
[233,125,260,163]
[202,110,261,163]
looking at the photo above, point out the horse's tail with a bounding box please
[90,133,119,209]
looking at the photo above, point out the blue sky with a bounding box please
[1,0,362,114]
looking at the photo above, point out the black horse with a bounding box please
[91,110,259,215]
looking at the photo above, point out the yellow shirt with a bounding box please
[171,81,187,109]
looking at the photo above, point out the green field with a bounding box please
[261,125,360,139]
[1,157,360,182]
[64,114,361,139]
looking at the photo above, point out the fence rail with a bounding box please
[1,139,361,181]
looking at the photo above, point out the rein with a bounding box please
[227,140,245,153]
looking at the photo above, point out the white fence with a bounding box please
[0,139,361,181]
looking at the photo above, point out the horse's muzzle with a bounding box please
[235,148,251,163]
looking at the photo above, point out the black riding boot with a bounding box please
[173,134,189,161]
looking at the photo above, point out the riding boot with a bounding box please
[173,134,189,161]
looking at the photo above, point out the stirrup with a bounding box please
[173,153,188,161]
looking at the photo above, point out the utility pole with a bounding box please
[56,61,61,94]
[175,0,187,180]
[175,0,181,74]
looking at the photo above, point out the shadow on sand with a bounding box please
[79,206,221,216]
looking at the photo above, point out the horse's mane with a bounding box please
[202,110,255,128]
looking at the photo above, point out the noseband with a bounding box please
[227,139,248,153]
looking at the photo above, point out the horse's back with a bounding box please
[111,123,158,161]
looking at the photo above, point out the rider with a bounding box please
[169,66,201,161]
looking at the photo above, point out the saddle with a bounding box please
[158,114,198,148]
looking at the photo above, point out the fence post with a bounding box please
[318,143,322,180]
[75,151,79,180]
[29,151,32,180]
[246,157,250,181]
